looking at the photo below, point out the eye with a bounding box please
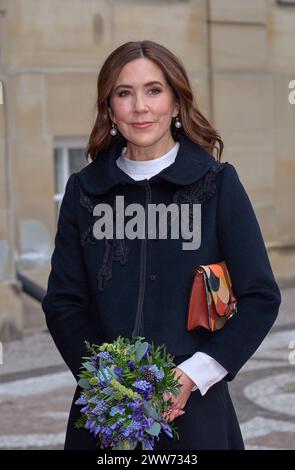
[117,90,130,97]
[148,88,161,95]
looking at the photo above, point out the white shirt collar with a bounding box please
[116,141,180,180]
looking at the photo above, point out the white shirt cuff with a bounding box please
[177,352,228,396]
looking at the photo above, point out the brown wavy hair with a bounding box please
[86,40,223,162]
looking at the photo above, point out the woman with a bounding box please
[42,40,281,450]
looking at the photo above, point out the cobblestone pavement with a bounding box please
[0,287,294,450]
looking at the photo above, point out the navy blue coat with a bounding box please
[42,133,281,450]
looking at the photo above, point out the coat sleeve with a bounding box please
[198,162,281,381]
[41,173,100,381]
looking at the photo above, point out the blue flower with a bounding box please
[138,365,150,374]
[114,366,124,381]
[94,424,101,437]
[123,427,132,437]
[85,419,96,431]
[145,417,155,429]
[98,367,114,385]
[143,438,154,450]
[75,393,88,406]
[132,379,154,400]
[88,395,102,404]
[142,344,152,360]
[80,405,89,414]
[127,360,135,371]
[149,364,165,382]
[160,421,173,439]
[128,398,144,412]
[91,356,100,368]
[98,351,114,363]
[110,405,125,416]
[91,399,108,416]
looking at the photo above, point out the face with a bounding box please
[108,58,179,147]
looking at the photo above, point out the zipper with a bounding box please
[132,179,151,337]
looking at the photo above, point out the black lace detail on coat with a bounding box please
[97,237,129,291]
[171,160,226,233]
[79,187,99,246]
[79,185,129,291]
[79,187,97,214]
[96,199,129,291]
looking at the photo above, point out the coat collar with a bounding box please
[77,133,216,196]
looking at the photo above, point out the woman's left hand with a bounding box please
[162,367,196,422]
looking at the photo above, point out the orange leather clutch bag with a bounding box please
[187,261,238,333]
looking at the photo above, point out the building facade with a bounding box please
[0,0,294,340]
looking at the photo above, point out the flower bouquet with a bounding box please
[74,336,182,450]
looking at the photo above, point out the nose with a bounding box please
[133,92,149,113]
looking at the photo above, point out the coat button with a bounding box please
[150,274,156,281]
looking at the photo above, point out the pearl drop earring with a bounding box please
[174,116,182,129]
[110,122,117,136]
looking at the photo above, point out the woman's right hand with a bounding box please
[164,408,186,422]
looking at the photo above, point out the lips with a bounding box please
[131,122,154,129]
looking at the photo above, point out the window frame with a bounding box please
[53,137,88,217]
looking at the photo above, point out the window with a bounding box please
[277,0,295,4]
[54,138,88,218]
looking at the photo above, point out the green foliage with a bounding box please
[82,361,97,372]
[145,421,161,436]
[77,378,91,390]
[74,415,87,430]
[134,340,149,362]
